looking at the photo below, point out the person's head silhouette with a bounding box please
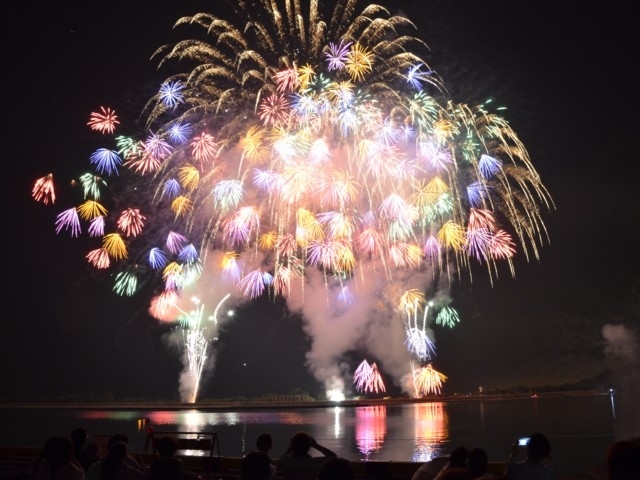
[526,433,551,462]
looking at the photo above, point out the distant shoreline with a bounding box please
[0,388,611,410]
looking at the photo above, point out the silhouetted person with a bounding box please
[96,442,145,480]
[105,434,145,473]
[34,436,85,480]
[256,433,273,454]
[505,432,557,480]
[446,447,469,469]
[317,457,354,480]
[87,438,146,480]
[467,447,494,479]
[71,428,93,472]
[255,433,276,476]
[150,435,184,480]
[606,437,640,480]
[432,447,469,480]
[241,451,273,480]
[277,431,337,480]
[411,446,468,480]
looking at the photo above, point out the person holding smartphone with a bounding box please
[504,432,557,480]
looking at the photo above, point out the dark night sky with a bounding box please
[5,0,639,401]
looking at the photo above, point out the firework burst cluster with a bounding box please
[32,0,552,399]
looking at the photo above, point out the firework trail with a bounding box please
[171,293,231,403]
[178,302,209,404]
[32,0,553,398]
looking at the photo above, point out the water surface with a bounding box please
[3,392,637,476]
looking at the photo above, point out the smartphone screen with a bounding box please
[518,437,530,446]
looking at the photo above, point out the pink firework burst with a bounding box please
[87,106,120,134]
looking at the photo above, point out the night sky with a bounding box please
[6,0,639,402]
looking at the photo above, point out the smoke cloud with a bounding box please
[601,323,639,388]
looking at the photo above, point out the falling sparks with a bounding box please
[354,360,386,394]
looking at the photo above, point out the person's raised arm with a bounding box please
[309,437,337,458]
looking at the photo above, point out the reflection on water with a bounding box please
[78,403,450,462]
[355,405,387,459]
[609,391,616,419]
[79,410,140,421]
[332,407,343,440]
[411,402,448,462]
[9,393,632,475]
[139,410,309,428]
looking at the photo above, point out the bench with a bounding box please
[147,431,221,479]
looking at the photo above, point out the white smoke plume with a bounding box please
[285,263,448,398]
[601,323,639,389]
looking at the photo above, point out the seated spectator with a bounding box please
[411,447,468,480]
[241,451,273,480]
[34,436,85,480]
[606,436,640,480]
[254,433,277,477]
[103,435,145,473]
[87,440,146,480]
[317,457,354,480]
[277,431,336,480]
[150,435,184,480]
[432,447,469,480]
[256,433,274,457]
[467,447,494,479]
[71,428,93,472]
[504,432,557,480]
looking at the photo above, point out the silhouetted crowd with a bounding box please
[28,428,640,480]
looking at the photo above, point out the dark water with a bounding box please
[2,392,638,476]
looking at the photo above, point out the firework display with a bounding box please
[32,0,552,399]
[411,362,448,396]
[168,294,230,402]
[354,360,386,394]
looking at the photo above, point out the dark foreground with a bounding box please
[0,446,595,480]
